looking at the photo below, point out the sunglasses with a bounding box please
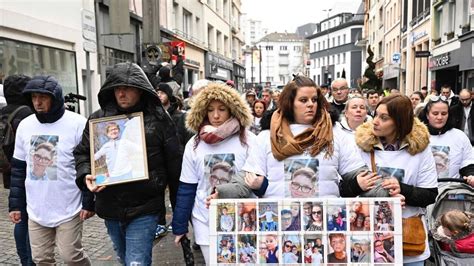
[312,210,322,215]
[428,95,448,103]
[285,244,292,248]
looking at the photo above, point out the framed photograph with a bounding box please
[89,112,148,186]
[281,201,301,231]
[204,153,236,195]
[374,201,395,231]
[282,234,302,263]
[327,201,347,231]
[350,235,371,263]
[304,201,324,232]
[349,200,371,231]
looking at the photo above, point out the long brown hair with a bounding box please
[376,94,413,141]
[278,75,329,124]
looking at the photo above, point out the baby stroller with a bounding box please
[426,178,474,266]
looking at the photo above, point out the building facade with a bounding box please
[430,0,473,93]
[382,0,402,90]
[0,0,100,115]
[244,33,305,88]
[308,12,364,88]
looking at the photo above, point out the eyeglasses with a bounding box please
[285,244,293,248]
[210,175,231,185]
[291,182,313,193]
[428,95,448,103]
[312,210,322,215]
[33,154,51,163]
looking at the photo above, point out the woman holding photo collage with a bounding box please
[341,94,438,265]
[215,75,371,199]
[172,82,257,265]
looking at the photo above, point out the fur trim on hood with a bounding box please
[355,117,429,155]
[186,82,253,133]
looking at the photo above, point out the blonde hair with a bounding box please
[440,210,471,234]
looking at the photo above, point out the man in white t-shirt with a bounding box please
[8,76,94,265]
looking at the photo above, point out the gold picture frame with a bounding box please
[89,112,148,186]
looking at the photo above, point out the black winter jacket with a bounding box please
[1,74,33,188]
[73,62,183,222]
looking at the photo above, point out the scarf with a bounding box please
[199,117,240,144]
[270,110,334,161]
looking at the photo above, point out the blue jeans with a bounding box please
[105,214,158,266]
[14,209,34,266]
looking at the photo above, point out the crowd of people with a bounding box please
[1,65,474,266]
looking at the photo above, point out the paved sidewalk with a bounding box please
[0,178,204,265]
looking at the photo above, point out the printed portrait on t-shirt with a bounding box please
[204,153,236,195]
[377,166,405,183]
[431,145,450,178]
[284,159,319,198]
[28,135,58,181]
[217,234,236,263]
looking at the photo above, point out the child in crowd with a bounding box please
[433,210,474,254]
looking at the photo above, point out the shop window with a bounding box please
[0,38,77,95]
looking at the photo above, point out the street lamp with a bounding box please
[322,8,332,84]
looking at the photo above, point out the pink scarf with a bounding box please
[199,117,240,144]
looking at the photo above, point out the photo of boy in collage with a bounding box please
[209,198,402,265]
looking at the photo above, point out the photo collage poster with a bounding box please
[210,198,403,265]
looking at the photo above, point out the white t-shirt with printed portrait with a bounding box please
[13,111,86,228]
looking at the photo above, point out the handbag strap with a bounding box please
[370,150,376,172]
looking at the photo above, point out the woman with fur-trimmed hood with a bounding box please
[172,82,256,265]
[341,94,438,264]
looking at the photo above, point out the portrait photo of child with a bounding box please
[431,145,450,179]
[28,135,59,181]
[90,113,147,186]
[281,201,301,231]
[374,201,394,231]
[217,202,235,232]
[217,234,236,263]
[259,234,279,263]
[258,202,278,232]
[327,202,347,231]
[237,234,257,263]
[303,234,324,264]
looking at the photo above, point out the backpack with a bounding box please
[0,105,29,173]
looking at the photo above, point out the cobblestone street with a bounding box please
[0,178,204,265]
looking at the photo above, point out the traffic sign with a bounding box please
[392,52,401,64]
[83,40,97,53]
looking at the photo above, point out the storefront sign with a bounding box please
[415,51,431,58]
[410,30,427,45]
[429,53,451,69]
[206,52,233,80]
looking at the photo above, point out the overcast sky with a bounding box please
[241,0,363,33]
